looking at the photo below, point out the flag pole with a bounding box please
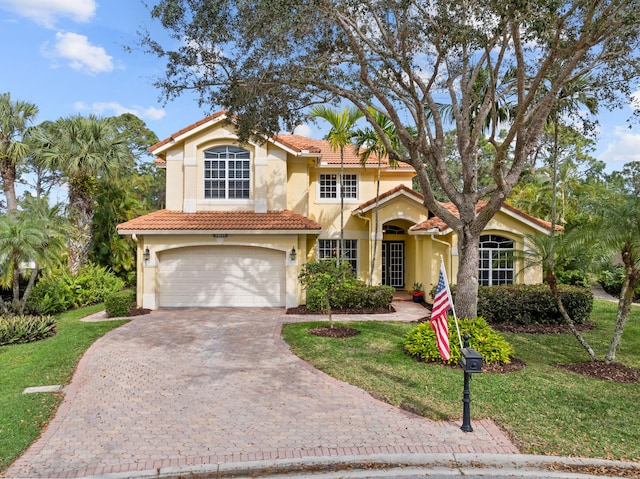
[440,255,463,351]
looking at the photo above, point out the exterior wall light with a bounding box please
[290,247,297,261]
[143,247,151,264]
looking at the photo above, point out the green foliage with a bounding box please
[28,263,124,314]
[555,268,591,287]
[477,285,593,325]
[599,265,640,301]
[105,290,136,318]
[403,317,514,366]
[0,314,56,346]
[300,259,394,311]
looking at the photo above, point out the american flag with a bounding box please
[430,260,452,361]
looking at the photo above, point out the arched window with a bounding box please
[204,146,250,199]
[478,235,514,286]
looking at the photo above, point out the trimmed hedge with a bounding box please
[477,284,593,325]
[0,315,56,346]
[306,280,395,311]
[105,290,136,318]
[403,316,514,365]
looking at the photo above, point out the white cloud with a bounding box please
[0,0,96,28]
[598,126,640,166]
[293,124,313,137]
[73,101,166,122]
[49,32,113,75]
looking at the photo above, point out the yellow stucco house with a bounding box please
[118,111,553,309]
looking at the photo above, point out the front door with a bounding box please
[382,241,405,288]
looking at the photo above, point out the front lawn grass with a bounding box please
[0,305,127,471]
[281,299,640,461]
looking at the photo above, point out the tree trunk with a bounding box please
[18,268,40,315]
[11,265,21,313]
[605,249,639,363]
[339,148,345,265]
[546,269,599,361]
[68,179,94,274]
[0,160,18,211]
[455,228,481,318]
[368,159,382,287]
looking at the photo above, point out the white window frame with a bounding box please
[317,173,358,201]
[204,146,251,200]
[317,239,358,271]
[478,234,515,286]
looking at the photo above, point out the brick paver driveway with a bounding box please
[6,308,517,478]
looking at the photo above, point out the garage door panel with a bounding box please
[158,246,285,308]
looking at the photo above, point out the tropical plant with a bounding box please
[309,106,363,264]
[576,193,640,363]
[32,115,133,273]
[298,259,355,327]
[0,203,67,314]
[352,108,402,285]
[0,93,39,211]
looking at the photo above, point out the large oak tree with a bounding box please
[141,0,640,317]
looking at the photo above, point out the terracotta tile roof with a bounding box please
[117,209,322,232]
[355,184,424,211]
[149,111,228,153]
[411,200,562,232]
[275,133,400,167]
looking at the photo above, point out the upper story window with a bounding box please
[478,234,514,286]
[204,146,250,199]
[319,173,358,199]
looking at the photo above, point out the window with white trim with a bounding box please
[318,239,358,271]
[204,146,250,199]
[319,174,358,199]
[478,235,514,286]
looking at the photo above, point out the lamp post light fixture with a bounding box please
[143,247,150,264]
[290,246,297,261]
[459,333,483,433]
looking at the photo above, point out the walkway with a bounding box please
[6,305,516,479]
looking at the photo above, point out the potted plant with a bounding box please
[409,282,424,303]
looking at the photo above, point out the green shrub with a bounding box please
[555,269,591,287]
[0,315,57,346]
[105,290,136,318]
[599,265,640,301]
[28,263,125,314]
[477,284,593,325]
[403,317,514,365]
[306,279,395,311]
[300,259,394,312]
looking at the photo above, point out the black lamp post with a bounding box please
[459,333,483,432]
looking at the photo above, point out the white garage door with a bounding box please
[158,246,285,307]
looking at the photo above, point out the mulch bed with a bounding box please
[307,326,362,338]
[286,305,395,315]
[126,308,152,317]
[492,321,596,334]
[557,361,640,384]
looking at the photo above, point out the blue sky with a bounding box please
[1,0,638,173]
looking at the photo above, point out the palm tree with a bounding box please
[309,106,363,263]
[0,202,67,314]
[33,115,133,273]
[0,93,39,211]
[352,108,402,285]
[582,194,640,363]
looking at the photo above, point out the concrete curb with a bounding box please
[39,453,639,479]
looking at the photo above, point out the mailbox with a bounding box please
[460,347,483,374]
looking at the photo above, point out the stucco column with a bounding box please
[183,156,197,213]
[371,229,383,285]
[285,239,302,308]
